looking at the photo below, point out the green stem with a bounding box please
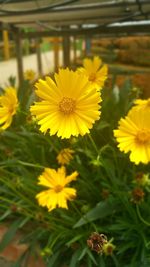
[88,134,99,155]
[45,136,60,153]
[17,160,45,169]
[17,108,28,116]
[136,204,150,227]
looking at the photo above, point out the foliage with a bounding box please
[0,71,150,267]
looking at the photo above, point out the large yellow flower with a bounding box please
[0,87,18,130]
[114,107,150,165]
[36,166,78,211]
[134,98,150,111]
[30,68,101,139]
[77,56,108,90]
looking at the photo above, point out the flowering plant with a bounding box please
[0,57,150,267]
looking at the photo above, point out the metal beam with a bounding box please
[20,24,150,39]
[0,0,150,16]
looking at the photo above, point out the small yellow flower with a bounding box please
[0,87,18,130]
[77,56,108,90]
[57,148,74,165]
[36,166,78,211]
[134,172,150,187]
[30,68,101,139]
[103,240,116,256]
[114,107,150,165]
[24,69,36,81]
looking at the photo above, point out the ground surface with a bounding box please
[0,257,12,267]
[0,50,63,87]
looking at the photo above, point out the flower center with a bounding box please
[59,97,76,114]
[135,130,150,144]
[89,72,96,82]
[54,184,63,193]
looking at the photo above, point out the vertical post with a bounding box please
[3,30,10,60]
[85,37,91,56]
[73,36,77,65]
[14,29,24,85]
[36,39,42,76]
[62,30,70,67]
[53,37,59,72]
[81,38,86,57]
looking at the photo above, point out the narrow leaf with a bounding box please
[74,199,117,228]
[0,219,22,252]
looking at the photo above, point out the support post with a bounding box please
[62,28,70,67]
[36,39,42,76]
[53,37,59,72]
[3,30,10,60]
[85,37,91,56]
[73,36,77,65]
[14,30,24,85]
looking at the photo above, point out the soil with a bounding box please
[0,257,12,267]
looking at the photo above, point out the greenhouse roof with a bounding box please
[0,0,150,37]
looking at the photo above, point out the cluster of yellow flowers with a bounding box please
[0,56,149,212]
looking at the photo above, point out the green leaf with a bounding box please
[0,219,22,252]
[73,199,117,228]
[66,234,83,247]
[87,249,98,265]
[100,158,116,179]
[0,209,12,222]
[46,251,60,267]
[98,256,106,267]
[69,249,81,267]
[78,247,88,261]
[96,121,110,130]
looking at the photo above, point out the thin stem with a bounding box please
[88,134,99,155]
[17,160,45,169]
[18,108,28,116]
[0,160,45,169]
[136,204,150,227]
[45,136,60,153]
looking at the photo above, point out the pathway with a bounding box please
[0,50,66,87]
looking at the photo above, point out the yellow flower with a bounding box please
[30,68,101,139]
[103,241,116,256]
[78,56,108,90]
[57,148,74,165]
[36,166,78,211]
[0,87,18,130]
[114,107,150,165]
[24,69,36,81]
[134,98,150,111]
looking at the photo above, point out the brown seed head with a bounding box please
[87,232,107,254]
